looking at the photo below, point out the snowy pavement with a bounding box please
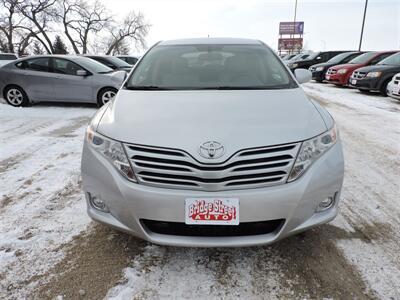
[0,83,399,299]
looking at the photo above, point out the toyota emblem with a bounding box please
[199,141,225,159]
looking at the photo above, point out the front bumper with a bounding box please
[81,140,344,247]
[387,81,400,100]
[348,77,380,91]
[325,73,349,86]
[311,70,326,82]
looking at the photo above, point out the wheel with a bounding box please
[4,86,29,107]
[380,80,391,96]
[97,87,118,106]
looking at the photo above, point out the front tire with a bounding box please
[4,86,29,107]
[380,80,391,96]
[97,87,118,107]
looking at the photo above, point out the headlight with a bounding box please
[315,66,324,71]
[337,69,348,74]
[366,71,382,78]
[288,125,338,182]
[86,126,137,182]
[291,63,298,68]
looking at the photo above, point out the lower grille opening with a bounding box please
[141,219,285,237]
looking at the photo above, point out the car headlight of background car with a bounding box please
[315,66,324,71]
[366,71,382,78]
[86,126,137,182]
[288,125,338,182]
[291,63,298,68]
[337,69,348,74]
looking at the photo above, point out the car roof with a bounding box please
[158,38,263,46]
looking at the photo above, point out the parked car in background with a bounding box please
[387,73,400,100]
[84,55,133,72]
[288,51,347,71]
[285,52,313,65]
[281,54,297,61]
[325,51,396,86]
[348,52,400,95]
[117,55,139,65]
[81,37,344,247]
[309,51,363,82]
[0,53,18,67]
[0,55,125,107]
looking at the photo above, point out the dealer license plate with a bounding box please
[185,198,239,225]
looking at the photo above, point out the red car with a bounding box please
[325,51,396,86]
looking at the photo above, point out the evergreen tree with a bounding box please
[32,41,44,55]
[52,35,68,54]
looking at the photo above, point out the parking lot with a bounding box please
[0,82,399,299]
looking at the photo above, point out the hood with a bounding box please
[330,63,364,71]
[353,64,400,73]
[311,62,335,69]
[97,88,327,163]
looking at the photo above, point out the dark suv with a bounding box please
[349,52,400,95]
[288,51,348,72]
[309,52,363,82]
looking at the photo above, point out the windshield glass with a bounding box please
[348,52,377,64]
[127,44,296,90]
[0,54,17,60]
[106,56,132,67]
[378,52,400,65]
[327,52,353,64]
[74,57,113,73]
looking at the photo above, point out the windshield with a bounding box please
[0,54,17,60]
[127,44,296,90]
[378,52,400,65]
[307,52,321,60]
[74,57,113,73]
[106,56,132,68]
[327,52,353,64]
[348,52,377,64]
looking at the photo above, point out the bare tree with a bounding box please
[17,0,58,53]
[105,11,149,55]
[0,0,25,53]
[58,0,111,54]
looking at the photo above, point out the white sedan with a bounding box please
[387,73,400,100]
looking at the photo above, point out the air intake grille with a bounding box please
[351,71,367,79]
[124,143,300,191]
[141,219,285,237]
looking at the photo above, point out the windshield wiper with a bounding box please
[126,85,171,90]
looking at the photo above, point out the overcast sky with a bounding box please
[107,0,399,55]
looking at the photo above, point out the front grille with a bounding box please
[124,143,300,191]
[326,68,337,75]
[309,66,315,72]
[351,71,367,79]
[141,219,285,237]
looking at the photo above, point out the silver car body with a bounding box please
[81,38,344,247]
[0,55,125,104]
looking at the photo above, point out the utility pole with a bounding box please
[292,0,298,54]
[359,0,368,51]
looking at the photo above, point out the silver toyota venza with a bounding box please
[81,38,344,247]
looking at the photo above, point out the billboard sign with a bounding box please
[278,38,303,50]
[279,22,304,35]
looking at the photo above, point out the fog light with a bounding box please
[89,194,109,212]
[316,197,334,212]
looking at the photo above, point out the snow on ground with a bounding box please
[0,100,96,298]
[0,83,399,299]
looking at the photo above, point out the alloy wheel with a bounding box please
[7,89,24,106]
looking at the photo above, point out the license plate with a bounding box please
[351,79,357,85]
[326,75,330,80]
[185,198,239,225]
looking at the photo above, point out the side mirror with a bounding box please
[294,69,312,84]
[76,70,88,76]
